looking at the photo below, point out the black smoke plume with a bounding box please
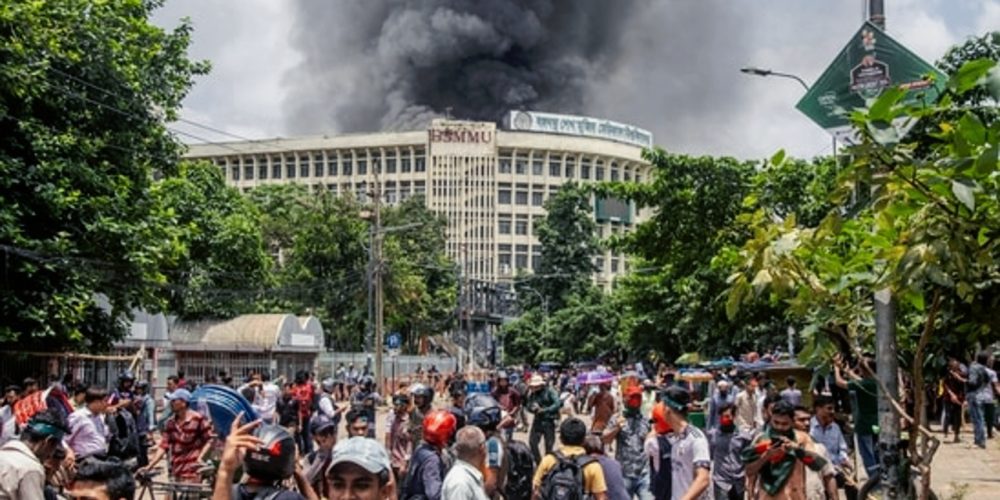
[284,0,638,133]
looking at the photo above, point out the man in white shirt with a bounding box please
[0,412,68,500]
[661,386,711,500]
[66,386,110,460]
[442,426,490,500]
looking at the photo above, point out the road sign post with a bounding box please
[795,21,946,144]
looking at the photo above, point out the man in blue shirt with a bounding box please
[809,394,856,500]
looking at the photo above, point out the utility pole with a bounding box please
[866,1,901,497]
[373,165,385,396]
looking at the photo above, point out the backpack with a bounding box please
[540,451,594,500]
[504,440,535,500]
[650,435,672,500]
[106,409,139,460]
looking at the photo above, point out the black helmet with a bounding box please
[409,383,434,406]
[465,393,502,430]
[448,379,466,398]
[360,375,375,392]
[136,380,150,391]
[244,425,296,482]
[118,370,135,382]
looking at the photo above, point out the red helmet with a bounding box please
[423,409,457,448]
[652,402,673,435]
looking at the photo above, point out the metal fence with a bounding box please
[316,352,457,378]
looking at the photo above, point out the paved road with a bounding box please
[931,435,1000,500]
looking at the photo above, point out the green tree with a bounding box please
[381,196,458,347]
[151,162,272,319]
[528,183,599,311]
[0,0,207,350]
[594,152,832,359]
[727,60,1000,481]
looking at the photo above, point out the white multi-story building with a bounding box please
[184,111,653,286]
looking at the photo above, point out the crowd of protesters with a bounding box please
[0,348,996,499]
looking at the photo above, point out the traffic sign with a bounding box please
[386,332,402,350]
[796,21,946,144]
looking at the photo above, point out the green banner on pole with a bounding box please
[796,21,947,143]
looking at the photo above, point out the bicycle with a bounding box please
[135,466,215,500]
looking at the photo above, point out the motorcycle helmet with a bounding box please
[321,377,336,394]
[244,424,296,482]
[422,410,457,448]
[464,393,502,431]
[360,375,375,392]
[409,383,434,408]
[118,370,135,382]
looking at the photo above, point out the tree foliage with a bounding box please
[0,0,207,350]
[728,58,1000,356]
[248,186,457,351]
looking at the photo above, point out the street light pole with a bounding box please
[739,67,810,91]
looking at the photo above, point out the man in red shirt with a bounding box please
[140,389,212,483]
[491,371,521,441]
[291,371,315,454]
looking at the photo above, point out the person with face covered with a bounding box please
[644,402,673,500]
[658,386,711,500]
[707,404,753,500]
[602,385,652,500]
[0,410,68,500]
[742,401,837,500]
[707,380,736,429]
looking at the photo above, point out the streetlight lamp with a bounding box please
[739,66,810,91]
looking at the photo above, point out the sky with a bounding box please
[154,0,999,161]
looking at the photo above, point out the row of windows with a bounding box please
[219,151,426,182]
[496,251,626,275]
[497,152,642,183]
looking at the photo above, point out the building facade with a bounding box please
[185,112,653,286]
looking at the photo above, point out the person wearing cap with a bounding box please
[0,410,68,500]
[141,388,212,483]
[708,380,736,430]
[442,426,490,500]
[326,437,395,500]
[304,414,339,496]
[524,374,560,463]
[602,385,652,500]
[659,386,711,500]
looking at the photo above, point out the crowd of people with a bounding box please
[0,348,997,499]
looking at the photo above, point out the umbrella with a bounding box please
[675,352,702,366]
[579,370,615,385]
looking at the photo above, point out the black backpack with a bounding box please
[540,451,594,500]
[504,440,535,500]
[106,409,139,460]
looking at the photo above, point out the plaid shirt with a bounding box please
[291,383,314,421]
[160,411,211,481]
